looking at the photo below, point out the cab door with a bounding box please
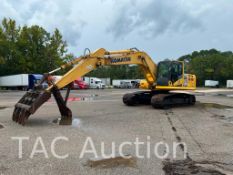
[156,61,183,86]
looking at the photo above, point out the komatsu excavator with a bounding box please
[13,48,196,125]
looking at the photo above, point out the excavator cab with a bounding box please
[156,61,183,86]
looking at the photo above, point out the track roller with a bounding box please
[123,91,152,106]
[123,91,196,109]
[151,93,196,109]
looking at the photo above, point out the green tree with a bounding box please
[86,65,144,80]
[178,49,233,86]
[0,18,68,76]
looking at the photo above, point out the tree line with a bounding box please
[0,18,69,76]
[178,49,233,86]
[86,65,144,80]
[0,18,232,86]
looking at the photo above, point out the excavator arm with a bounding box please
[12,48,157,125]
[48,48,156,90]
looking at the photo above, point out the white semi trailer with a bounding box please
[205,80,219,88]
[0,74,29,90]
[112,79,141,88]
[112,80,122,88]
[227,80,233,88]
[0,74,45,90]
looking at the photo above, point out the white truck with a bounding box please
[0,74,28,90]
[112,80,132,88]
[82,77,105,89]
[112,79,140,88]
[0,74,46,90]
[112,80,122,88]
[100,78,111,87]
[205,80,219,88]
[227,80,233,88]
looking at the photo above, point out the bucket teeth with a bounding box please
[12,91,51,125]
[12,107,20,121]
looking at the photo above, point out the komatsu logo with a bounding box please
[110,57,131,63]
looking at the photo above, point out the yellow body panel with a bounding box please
[139,79,149,89]
[155,86,196,90]
[140,74,196,91]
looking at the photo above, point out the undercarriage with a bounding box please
[123,90,196,108]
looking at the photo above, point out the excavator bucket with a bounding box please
[12,90,51,125]
[12,86,73,126]
[12,71,73,126]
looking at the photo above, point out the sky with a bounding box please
[0,0,233,62]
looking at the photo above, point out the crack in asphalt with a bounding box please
[163,109,233,175]
[165,109,190,155]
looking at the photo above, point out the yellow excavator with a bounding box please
[13,48,196,125]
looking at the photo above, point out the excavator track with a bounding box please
[151,93,196,108]
[123,91,196,109]
[123,91,152,106]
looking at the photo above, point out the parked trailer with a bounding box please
[227,80,233,88]
[0,74,45,90]
[112,80,122,88]
[112,79,141,88]
[205,80,219,88]
[0,74,28,90]
[100,78,111,86]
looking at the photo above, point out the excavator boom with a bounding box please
[47,48,157,90]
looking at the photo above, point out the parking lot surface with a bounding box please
[0,89,233,174]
